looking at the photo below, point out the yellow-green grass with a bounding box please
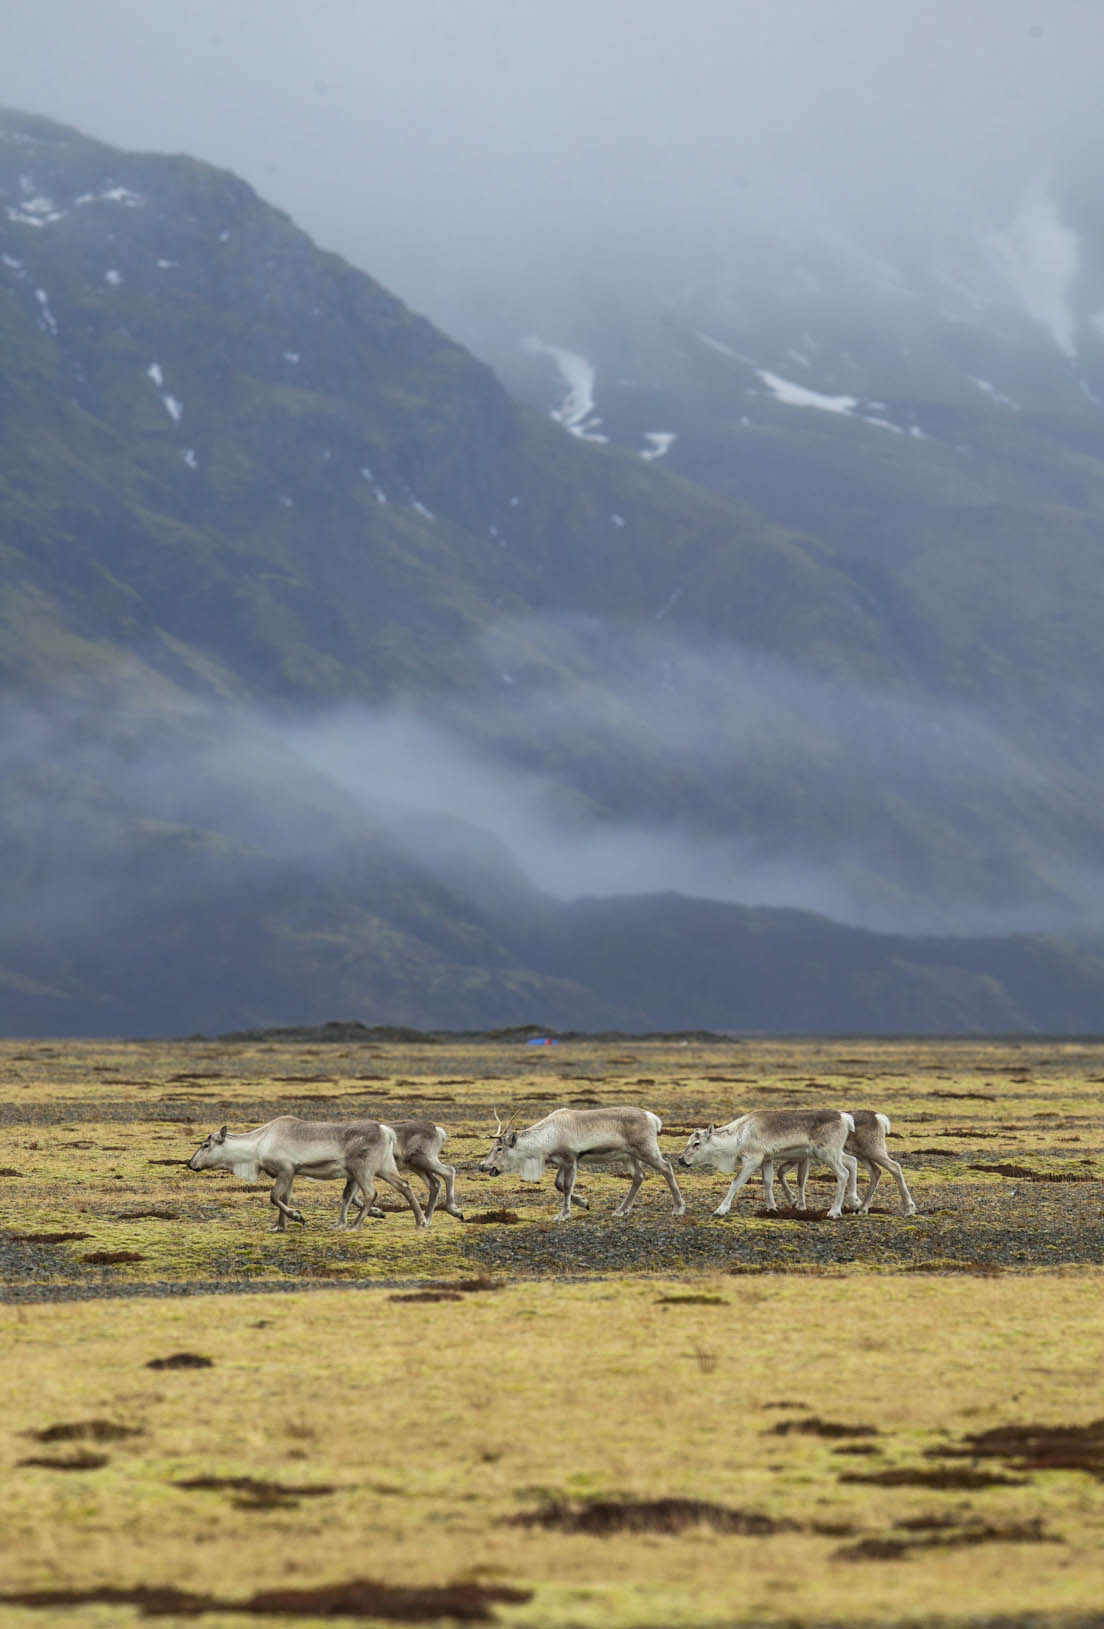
[0,1034,1101,1286]
[1,1035,1103,1624]
[1,1275,1104,1627]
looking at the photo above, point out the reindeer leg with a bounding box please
[337,1176,359,1229]
[352,1179,385,1222]
[713,1155,760,1217]
[635,1145,685,1216]
[796,1158,811,1210]
[423,1155,464,1219]
[373,1158,427,1229]
[863,1154,915,1216]
[268,1167,304,1230]
[761,1157,780,1211]
[554,1156,578,1220]
[438,1157,464,1219]
[554,1165,588,1210]
[418,1167,441,1224]
[613,1158,646,1217]
[825,1152,859,1219]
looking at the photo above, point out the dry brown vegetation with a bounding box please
[1,1033,1103,1626]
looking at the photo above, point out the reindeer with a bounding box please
[479,1107,685,1221]
[338,1119,463,1226]
[765,1110,916,1215]
[678,1110,858,1220]
[187,1117,427,1231]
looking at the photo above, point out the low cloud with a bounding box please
[4,617,1099,960]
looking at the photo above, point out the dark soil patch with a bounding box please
[931,1090,997,1101]
[426,1276,505,1294]
[835,1517,1059,1561]
[769,1416,879,1439]
[839,1466,1026,1489]
[656,1293,728,1305]
[5,1230,90,1244]
[28,1420,142,1444]
[389,1291,463,1303]
[176,1475,338,1510]
[16,1451,109,1471]
[146,1352,213,1370]
[969,1163,1097,1182]
[833,1444,881,1456]
[115,1209,178,1220]
[0,1167,23,1177]
[506,1496,798,1536]
[147,1158,184,1166]
[465,1209,521,1224]
[82,1250,145,1265]
[0,1578,530,1618]
[933,1418,1104,1479]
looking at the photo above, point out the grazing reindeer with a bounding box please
[766,1110,916,1216]
[340,1119,463,1226]
[480,1107,685,1221]
[678,1110,858,1220]
[187,1117,427,1231]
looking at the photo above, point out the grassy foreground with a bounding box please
[2,1276,1104,1627]
[1,1033,1103,1625]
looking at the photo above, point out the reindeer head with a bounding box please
[677,1125,716,1169]
[187,1126,229,1170]
[479,1110,520,1175]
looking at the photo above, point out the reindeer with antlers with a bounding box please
[479,1106,685,1221]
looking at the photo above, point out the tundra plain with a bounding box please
[1,1033,1103,1628]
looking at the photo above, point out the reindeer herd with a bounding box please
[187,1101,916,1231]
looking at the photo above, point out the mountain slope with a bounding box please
[5,110,1104,1035]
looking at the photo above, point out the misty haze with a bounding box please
[3,2,1104,1034]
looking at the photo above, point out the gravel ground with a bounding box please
[3,1036,1101,1301]
[3,1181,1100,1302]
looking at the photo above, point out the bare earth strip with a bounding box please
[0,1035,1102,1626]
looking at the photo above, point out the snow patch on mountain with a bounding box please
[695,331,741,359]
[640,431,676,460]
[971,377,1021,410]
[6,177,145,230]
[523,336,609,442]
[756,368,858,415]
[34,287,57,334]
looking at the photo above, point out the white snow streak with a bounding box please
[971,377,1020,410]
[34,287,57,334]
[756,368,858,415]
[695,331,739,358]
[523,335,608,442]
[640,431,676,461]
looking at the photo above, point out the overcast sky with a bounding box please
[2,0,1099,326]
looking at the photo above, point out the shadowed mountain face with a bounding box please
[5,109,1104,1036]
